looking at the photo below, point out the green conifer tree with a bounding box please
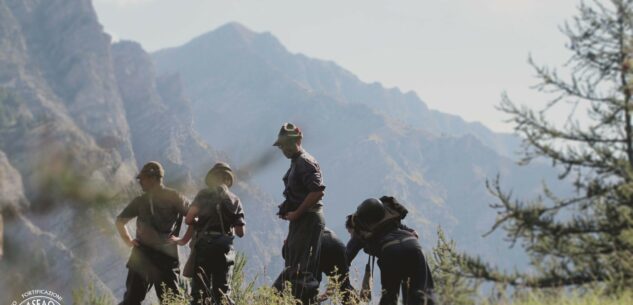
[444,0,633,290]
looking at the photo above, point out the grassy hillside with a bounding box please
[72,253,632,305]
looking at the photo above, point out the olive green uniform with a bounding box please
[274,149,326,304]
[189,186,245,305]
[117,185,188,305]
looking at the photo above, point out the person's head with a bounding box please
[205,162,235,188]
[136,161,164,192]
[354,198,385,229]
[273,122,303,159]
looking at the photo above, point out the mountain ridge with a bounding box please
[152,22,569,272]
[154,22,519,158]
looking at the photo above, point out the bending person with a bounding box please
[346,197,435,305]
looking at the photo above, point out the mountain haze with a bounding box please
[154,23,520,159]
[153,23,568,267]
[0,1,569,301]
[0,1,281,301]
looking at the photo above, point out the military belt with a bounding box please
[381,236,416,251]
[201,231,223,236]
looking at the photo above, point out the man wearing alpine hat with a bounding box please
[272,123,327,305]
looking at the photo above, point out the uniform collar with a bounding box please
[290,148,304,160]
[146,183,165,194]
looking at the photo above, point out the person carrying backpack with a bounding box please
[346,196,435,305]
[170,162,246,305]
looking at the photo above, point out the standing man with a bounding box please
[116,161,189,305]
[273,122,326,305]
[171,162,246,305]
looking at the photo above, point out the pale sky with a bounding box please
[93,0,580,133]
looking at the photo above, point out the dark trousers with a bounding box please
[191,235,236,305]
[377,239,435,305]
[119,246,180,305]
[274,211,324,304]
[319,229,354,305]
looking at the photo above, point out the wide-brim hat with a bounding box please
[273,122,303,146]
[136,161,164,179]
[205,162,235,187]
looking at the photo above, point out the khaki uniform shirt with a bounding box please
[118,185,189,254]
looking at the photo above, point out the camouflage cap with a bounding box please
[272,122,303,146]
[206,162,235,187]
[136,161,164,179]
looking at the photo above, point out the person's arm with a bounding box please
[170,205,199,245]
[234,225,245,237]
[170,225,194,245]
[116,198,140,247]
[284,157,326,221]
[116,217,139,247]
[171,193,190,238]
[345,236,364,266]
[184,205,199,226]
[230,197,246,237]
[284,190,324,221]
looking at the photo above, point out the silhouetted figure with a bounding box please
[282,228,355,304]
[116,161,188,305]
[171,162,246,305]
[346,197,435,305]
[272,123,326,305]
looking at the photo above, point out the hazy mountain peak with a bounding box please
[174,22,286,55]
[215,22,257,40]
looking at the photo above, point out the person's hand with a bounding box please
[284,211,301,221]
[126,238,140,247]
[168,235,187,246]
[317,293,329,302]
[412,230,419,239]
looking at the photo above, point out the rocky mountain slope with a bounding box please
[0,0,282,301]
[0,1,569,301]
[152,23,569,267]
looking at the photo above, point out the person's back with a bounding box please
[190,186,244,305]
[374,228,434,305]
[345,198,435,305]
[171,162,245,305]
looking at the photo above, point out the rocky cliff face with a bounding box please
[0,150,26,259]
[0,1,283,301]
[112,40,216,190]
[112,40,284,275]
[0,1,570,301]
[0,0,136,204]
[0,0,138,300]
